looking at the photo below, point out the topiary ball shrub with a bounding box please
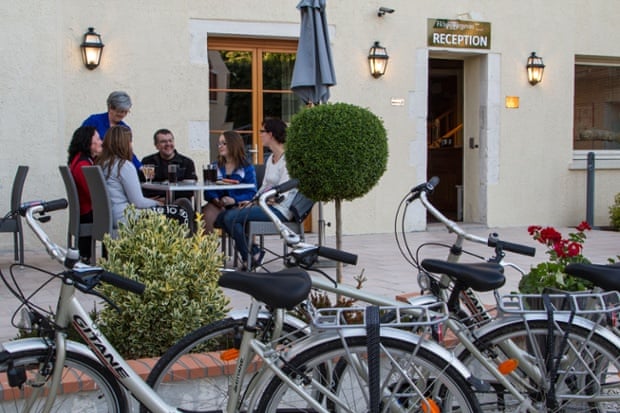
[286,102,388,202]
[96,207,229,359]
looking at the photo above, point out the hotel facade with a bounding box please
[1,0,619,252]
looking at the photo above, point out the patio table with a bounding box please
[141,181,255,211]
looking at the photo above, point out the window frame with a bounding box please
[571,55,620,170]
[207,37,298,163]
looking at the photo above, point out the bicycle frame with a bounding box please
[260,180,620,413]
[15,203,341,412]
[17,200,477,413]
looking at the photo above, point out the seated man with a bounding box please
[141,128,197,200]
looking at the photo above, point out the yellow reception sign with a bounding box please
[428,19,491,49]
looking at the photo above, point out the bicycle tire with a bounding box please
[143,315,305,412]
[0,348,127,413]
[458,318,620,412]
[257,334,481,413]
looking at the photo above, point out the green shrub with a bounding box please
[96,207,229,359]
[287,102,388,202]
[610,193,620,230]
[287,103,388,282]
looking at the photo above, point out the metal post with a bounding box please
[586,151,595,226]
[318,201,325,246]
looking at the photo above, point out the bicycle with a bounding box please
[148,177,620,412]
[0,195,481,412]
[373,178,620,412]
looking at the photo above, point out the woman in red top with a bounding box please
[68,126,102,260]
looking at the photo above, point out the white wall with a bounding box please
[1,0,619,256]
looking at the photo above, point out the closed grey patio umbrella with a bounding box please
[291,0,336,105]
[291,0,337,246]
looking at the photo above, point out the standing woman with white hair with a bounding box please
[82,90,142,169]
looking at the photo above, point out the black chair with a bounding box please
[244,190,315,267]
[0,166,29,264]
[82,166,115,264]
[59,165,93,255]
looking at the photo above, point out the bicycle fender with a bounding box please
[0,338,98,364]
[288,326,474,382]
[453,312,620,355]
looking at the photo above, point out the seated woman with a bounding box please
[220,118,297,269]
[68,125,102,261]
[96,126,195,232]
[202,130,257,233]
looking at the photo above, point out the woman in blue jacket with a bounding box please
[202,130,257,232]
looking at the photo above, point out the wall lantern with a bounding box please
[368,41,389,78]
[526,51,545,85]
[80,27,104,70]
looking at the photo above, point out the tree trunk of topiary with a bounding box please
[286,103,389,284]
[335,198,343,283]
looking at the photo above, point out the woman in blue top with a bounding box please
[202,130,257,232]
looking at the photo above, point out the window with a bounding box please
[207,37,305,163]
[573,58,620,152]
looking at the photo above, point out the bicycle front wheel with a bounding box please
[144,315,304,412]
[258,334,481,413]
[458,318,620,412]
[0,348,127,413]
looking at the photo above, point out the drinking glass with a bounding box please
[168,164,178,184]
[203,164,218,183]
[142,164,155,183]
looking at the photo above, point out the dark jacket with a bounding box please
[140,150,197,199]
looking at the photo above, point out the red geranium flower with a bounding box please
[521,222,594,293]
[576,221,591,232]
[539,227,562,245]
[566,242,582,257]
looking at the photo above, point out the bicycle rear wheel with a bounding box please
[0,348,127,413]
[458,318,620,412]
[258,334,480,413]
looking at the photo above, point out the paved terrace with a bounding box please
[1,224,618,343]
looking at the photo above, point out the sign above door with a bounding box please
[427,19,491,50]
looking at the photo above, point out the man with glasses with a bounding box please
[140,128,197,200]
[82,90,141,169]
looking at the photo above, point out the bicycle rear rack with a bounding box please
[309,302,449,330]
[498,290,620,316]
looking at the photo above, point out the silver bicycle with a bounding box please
[0,194,481,412]
[148,178,620,412]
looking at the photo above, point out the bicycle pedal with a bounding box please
[220,348,239,361]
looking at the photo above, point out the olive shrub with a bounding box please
[97,207,228,359]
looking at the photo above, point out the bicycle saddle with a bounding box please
[565,263,620,292]
[421,259,505,292]
[219,268,311,310]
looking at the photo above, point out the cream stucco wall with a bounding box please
[1,0,619,255]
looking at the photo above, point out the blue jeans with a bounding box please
[221,205,287,263]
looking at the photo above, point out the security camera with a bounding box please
[378,7,395,17]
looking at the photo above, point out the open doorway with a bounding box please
[427,59,464,221]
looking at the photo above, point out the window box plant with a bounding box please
[518,221,593,294]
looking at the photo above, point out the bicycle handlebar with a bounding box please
[487,233,536,257]
[257,179,359,265]
[316,246,358,265]
[273,178,299,194]
[18,198,68,216]
[100,270,146,294]
[415,177,536,258]
[22,199,145,295]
